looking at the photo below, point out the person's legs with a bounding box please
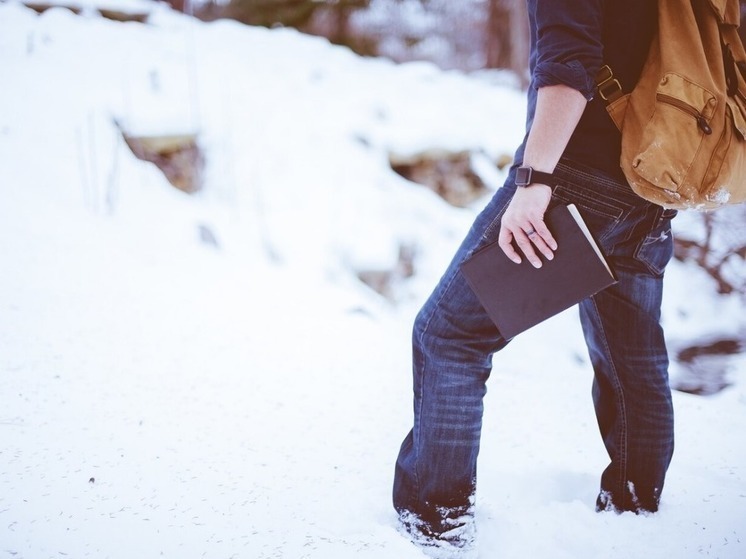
[393,159,677,552]
[544,161,676,513]
[579,207,676,513]
[393,179,515,540]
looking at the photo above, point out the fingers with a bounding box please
[498,184,558,268]
[513,227,544,268]
[498,227,522,265]
[527,221,557,260]
[499,220,558,268]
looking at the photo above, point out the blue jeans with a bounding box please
[393,160,676,530]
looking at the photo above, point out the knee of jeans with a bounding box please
[412,305,428,343]
[412,304,444,359]
[412,304,455,361]
[413,309,493,377]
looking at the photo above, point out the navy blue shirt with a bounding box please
[514,0,657,179]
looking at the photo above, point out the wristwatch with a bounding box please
[515,166,555,187]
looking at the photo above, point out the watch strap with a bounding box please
[527,169,555,186]
[515,166,555,187]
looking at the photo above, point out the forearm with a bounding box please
[521,84,588,175]
[498,84,588,267]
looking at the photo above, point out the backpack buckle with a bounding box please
[596,65,623,103]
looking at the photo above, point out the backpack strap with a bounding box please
[594,65,628,131]
[595,65,624,104]
[722,41,740,96]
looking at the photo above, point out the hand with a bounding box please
[498,184,558,268]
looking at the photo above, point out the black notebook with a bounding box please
[460,203,616,339]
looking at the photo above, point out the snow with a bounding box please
[0,2,744,558]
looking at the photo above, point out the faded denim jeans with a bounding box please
[393,159,676,531]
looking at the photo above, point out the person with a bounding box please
[393,0,676,555]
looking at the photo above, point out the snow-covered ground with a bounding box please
[0,2,744,558]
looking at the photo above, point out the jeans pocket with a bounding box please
[633,209,677,277]
[552,184,626,221]
[548,188,627,249]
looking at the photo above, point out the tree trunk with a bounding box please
[329,4,352,45]
[486,0,529,87]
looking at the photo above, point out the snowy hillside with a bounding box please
[0,2,744,558]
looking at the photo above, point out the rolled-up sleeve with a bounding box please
[530,0,605,100]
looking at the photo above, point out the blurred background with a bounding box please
[19,0,740,393]
[1,2,744,557]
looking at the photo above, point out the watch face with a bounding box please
[515,166,532,186]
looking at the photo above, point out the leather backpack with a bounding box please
[597,0,746,209]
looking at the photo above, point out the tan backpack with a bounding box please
[597,0,746,209]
